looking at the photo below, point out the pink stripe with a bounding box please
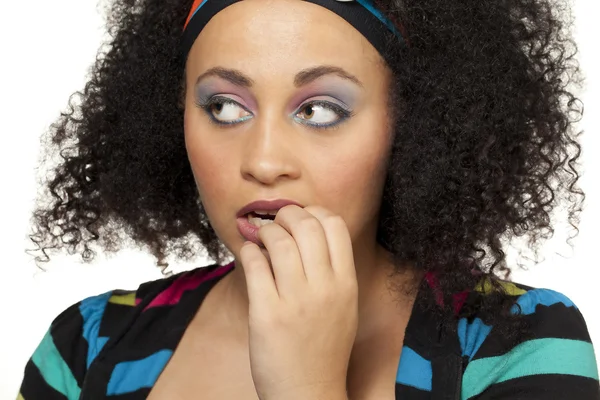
[452,291,468,315]
[143,262,234,310]
[424,271,469,315]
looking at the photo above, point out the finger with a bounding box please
[274,205,333,282]
[257,221,306,296]
[239,241,279,305]
[304,206,356,280]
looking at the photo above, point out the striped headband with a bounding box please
[181,0,407,63]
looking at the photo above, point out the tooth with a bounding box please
[255,210,277,216]
[248,215,275,227]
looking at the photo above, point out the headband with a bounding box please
[181,0,407,62]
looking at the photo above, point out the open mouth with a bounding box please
[246,211,276,227]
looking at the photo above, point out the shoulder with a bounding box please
[56,262,231,354]
[18,289,118,399]
[18,263,229,399]
[459,281,600,399]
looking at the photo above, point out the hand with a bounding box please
[239,205,358,400]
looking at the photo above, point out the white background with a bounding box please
[0,1,598,398]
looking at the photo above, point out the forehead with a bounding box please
[186,0,385,79]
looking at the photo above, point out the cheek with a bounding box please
[325,149,387,201]
[316,133,391,231]
[184,116,231,206]
[328,109,392,197]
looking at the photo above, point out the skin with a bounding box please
[148,0,419,398]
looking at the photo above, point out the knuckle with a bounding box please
[278,204,300,216]
[305,205,333,216]
[240,245,259,263]
[322,291,338,305]
[296,216,322,234]
[290,302,311,319]
[324,215,347,229]
[312,285,336,303]
[271,235,296,251]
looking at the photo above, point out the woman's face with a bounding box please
[184,0,394,261]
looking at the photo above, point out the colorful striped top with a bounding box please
[18,262,600,399]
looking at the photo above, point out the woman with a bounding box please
[18,0,599,398]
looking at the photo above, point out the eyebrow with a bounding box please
[195,65,363,88]
[294,65,363,87]
[195,67,254,87]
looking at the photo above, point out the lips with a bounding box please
[236,199,303,246]
[236,199,303,218]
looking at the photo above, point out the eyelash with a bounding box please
[194,96,354,129]
[296,100,353,129]
[195,96,251,126]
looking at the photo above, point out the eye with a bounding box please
[197,96,252,125]
[294,101,352,128]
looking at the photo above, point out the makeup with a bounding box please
[194,77,257,112]
[193,70,361,128]
[287,79,361,113]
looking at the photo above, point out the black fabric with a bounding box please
[431,354,463,400]
[18,264,600,399]
[103,388,151,400]
[50,303,89,388]
[20,360,69,400]
[180,0,404,65]
[394,382,432,399]
[472,302,593,361]
[180,0,241,61]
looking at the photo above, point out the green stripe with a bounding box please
[31,330,81,399]
[462,338,599,399]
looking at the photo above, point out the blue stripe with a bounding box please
[396,346,432,391]
[511,289,576,315]
[79,291,112,368]
[96,336,109,354]
[462,338,599,399]
[458,317,493,360]
[107,350,174,395]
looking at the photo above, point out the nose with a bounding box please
[240,113,300,185]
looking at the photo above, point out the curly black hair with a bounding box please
[28,0,584,328]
